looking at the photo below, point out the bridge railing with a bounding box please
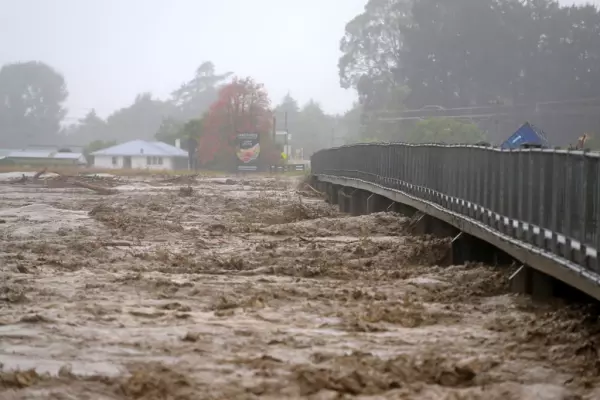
[312,143,600,271]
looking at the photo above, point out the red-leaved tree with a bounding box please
[198,77,279,170]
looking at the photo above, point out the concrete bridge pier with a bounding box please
[338,188,352,213]
[350,189,369,216]
[366,193,389,214]
[324,183,339,205]
[510,265,556,299]
[450,232,513,266]
[411,213,458,237]
[388,202,417,218]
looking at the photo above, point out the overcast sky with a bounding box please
[0,0,597,121]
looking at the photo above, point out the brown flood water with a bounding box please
[0,174,599,399]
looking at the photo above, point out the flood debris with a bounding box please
[0,175,598,399]
[4,169,117,194]
[179,185,193,196]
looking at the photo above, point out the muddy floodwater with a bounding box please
[1,174,599,399]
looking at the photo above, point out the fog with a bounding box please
[1,0,600,155]
[0,0,366,120]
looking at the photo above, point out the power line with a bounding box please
[373,96,600,117]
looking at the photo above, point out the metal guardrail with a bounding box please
[311,143,600,272]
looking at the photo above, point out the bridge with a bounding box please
[310,143,600,301]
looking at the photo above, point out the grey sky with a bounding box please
[1,0,597,121]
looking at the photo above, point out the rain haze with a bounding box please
[1,0,594,120]
[1,0,368,119]
[4,1,600,399]
[1,0,600,150]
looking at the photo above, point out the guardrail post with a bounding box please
[549,151,559,255]
[578,152,589,267]
[516,150,525,240]
[497,149,505,233]
[594,157,600,272]
[564,151,574,261]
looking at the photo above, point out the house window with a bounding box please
[144,156,163,166]
[112,156,117,165]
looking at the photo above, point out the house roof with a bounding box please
[0,149,87,163]
[53,152,84,160]
[8,150,54,158]
[90,140,187,157]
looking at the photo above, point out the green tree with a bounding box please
[406,118,486,144]
[155,117,204,150]
[274,92,300,131]
[338,0,411,139]
[104,93,174,142]
[171,62,232,121]
[295,100,336,156]
[155,117,184,144]
[0,61,68,147]
[339,103,362,144]
[70,109,106,145]
[83,139,117,166]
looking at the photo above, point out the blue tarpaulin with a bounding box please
[500,122,550,149]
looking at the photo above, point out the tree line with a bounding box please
[339,0,600,146]
[0,60,362,162]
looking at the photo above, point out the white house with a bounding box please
[90,140,188,170]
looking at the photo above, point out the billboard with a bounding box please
[236,133,260,171]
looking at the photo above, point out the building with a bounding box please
[0,148,87,167]
[90,139,188,170]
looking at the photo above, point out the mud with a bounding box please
[1,175,599,399]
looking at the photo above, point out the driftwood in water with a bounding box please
[33,168,47,180]
[70,180,117,195]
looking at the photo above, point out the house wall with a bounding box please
[94,155,122,169]
[93,155,175,170]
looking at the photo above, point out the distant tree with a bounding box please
[338,0,411,138]
[104,93,175,141]
[155,117,184,145]
[155,116,205,169]
[67,109,107,145]
[85,139,116,153]
[0,61,68,147]
[171,62,232,121]
[339,0,600,145]
[199,77,277,170]
[83,139,117,165]
[406,118,486,144]
[295,100,335,156]
[340,103,363,144]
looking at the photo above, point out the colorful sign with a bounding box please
[236,133,260,171]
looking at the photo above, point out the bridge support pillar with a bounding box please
[411,213,459,237]
[450,232,512,265]
[366,193,388,214]
[388,202,417,218]
[509,265,555,299]
[338,188,351,213]
[325,183,339,205]
[350,189,369,216]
